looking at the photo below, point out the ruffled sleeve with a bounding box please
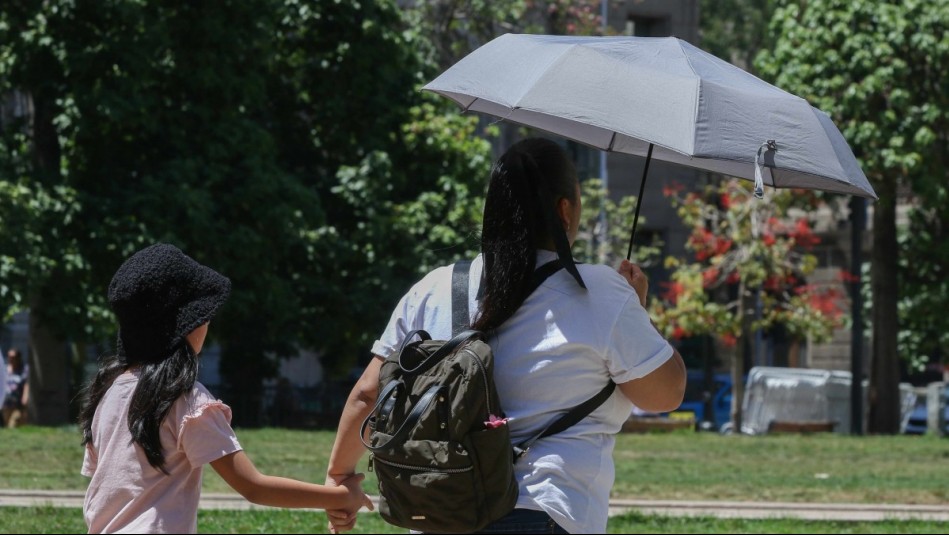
[176,386,242,468]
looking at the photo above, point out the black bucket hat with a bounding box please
[108,243,231,363]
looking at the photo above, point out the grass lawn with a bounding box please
[3,426,947,504]
[611,431,949,504]
[2,507,949,534]
[1,426,947,533]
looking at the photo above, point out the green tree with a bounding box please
[0,3,112,423]
[402,0,609,72]
[573,178,660,266]
[0,0,494,425]
[313,102,492,373]
[756,0,948,433]
[402,1,527,69]
[699,0,777,73]
[263,1,493,375]
[652,180,845,431]
[898,207,949,373]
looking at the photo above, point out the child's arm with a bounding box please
[210,450,373,512]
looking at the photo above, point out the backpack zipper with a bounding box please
[372,454,473,474]
[459,347,493,417]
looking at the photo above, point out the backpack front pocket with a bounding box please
[372,436,479,533]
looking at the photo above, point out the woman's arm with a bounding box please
[617,348,686,412]
[615,259,687,412]
[210,450,372,511]
[326,357,383,480]
[324,356,384,533]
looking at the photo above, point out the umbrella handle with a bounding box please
[626,143,654,261]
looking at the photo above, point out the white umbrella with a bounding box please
[422,34,877,257]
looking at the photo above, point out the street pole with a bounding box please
[850,196,866,435]
[598,0,609,261]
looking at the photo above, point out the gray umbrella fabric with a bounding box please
[422,34,876,201]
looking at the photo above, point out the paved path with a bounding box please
[3,490,948,522]
[607,499,949,522]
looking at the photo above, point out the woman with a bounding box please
[3,348,30,428]
[326,138,686,534]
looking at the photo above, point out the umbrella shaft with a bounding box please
[626,143,654,260]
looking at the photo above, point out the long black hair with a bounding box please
[472,138,582,333]
[79,342,199,474]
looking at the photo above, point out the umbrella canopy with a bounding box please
[423,33,876,203]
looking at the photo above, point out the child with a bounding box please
[79,243,372,533]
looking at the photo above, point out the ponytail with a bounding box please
[473,138,583,333]
[473,153,540,332]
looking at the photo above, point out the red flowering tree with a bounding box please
[651,179,847,432]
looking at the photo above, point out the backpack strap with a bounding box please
[527,259,565,295]
[398,330,432,353]
[451,260,472,336]
[513,380,617,460]
[360,383,445,451]
[398,329,481,375]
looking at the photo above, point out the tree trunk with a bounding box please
[868,180,901,433]
[28,301,71,425]
[26,80,71,426]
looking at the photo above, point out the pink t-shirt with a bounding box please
[82,370,242,534]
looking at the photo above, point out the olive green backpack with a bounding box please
[361,260,615,533]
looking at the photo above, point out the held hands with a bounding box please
[618,260,648,307]
[326,473,374,534]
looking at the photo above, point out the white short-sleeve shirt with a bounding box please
[372,250,674,534]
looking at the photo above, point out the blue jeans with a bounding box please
[472,508,569,534]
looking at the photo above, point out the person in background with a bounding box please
[0,347,6,425]
[3,348,30,428]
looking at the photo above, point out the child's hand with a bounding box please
[340,472,374,512]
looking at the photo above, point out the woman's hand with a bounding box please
[325,473,363,533]
[618,260,648,307]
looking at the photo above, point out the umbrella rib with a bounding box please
[676,38,702,156]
